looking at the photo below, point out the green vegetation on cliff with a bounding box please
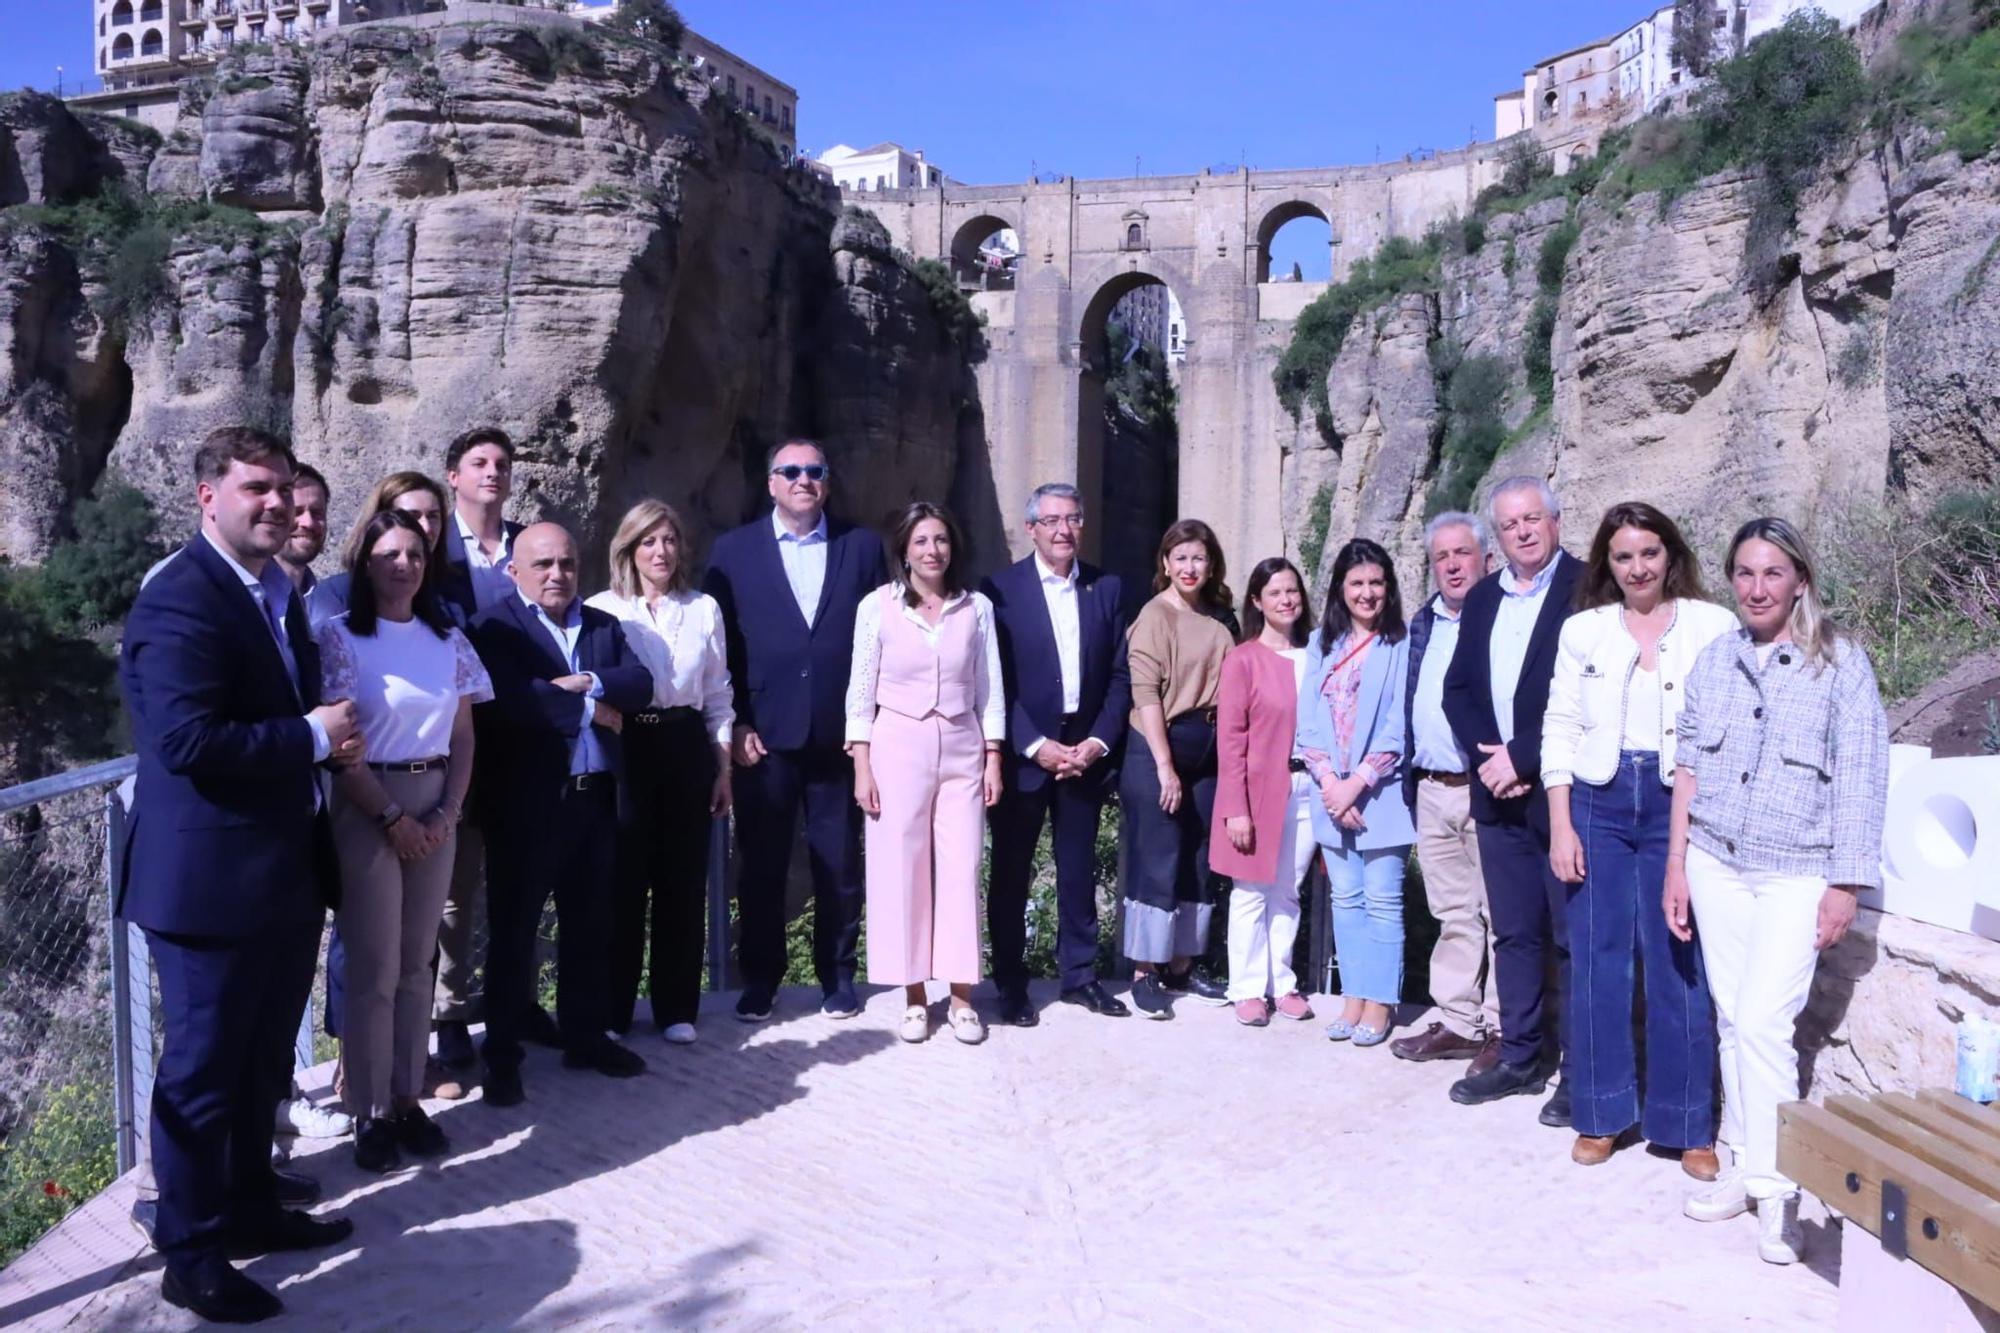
[1271,231,1446,435]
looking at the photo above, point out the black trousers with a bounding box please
[482,778,617,1071]
[145,910,319,1275]
[611,710,714,1031]
[989,716,1112,994]
[1476,802,1572,1072]
[1119,714,1219,964]
[732,744,863,997]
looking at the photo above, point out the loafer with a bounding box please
[224,1208,354,1259]
[1058,981,1129,1017]
[1129,974,1173,1020]
[1390,1021,1486,1062]
[1448,1058,1548,1105]
[1681,1145,1721,1181]
[1325,1017,1355,1042]
[1272,993,1314,1021]
[997,990,1039,1027]
[948,1005,986,1045]
[821,985,862,1020]
[1539,1082,1573,1128]
[353,1117,402,1174]
[393,1106,449,1158]
[1161,966,1229,1005]
[434,1019,476,1069]
[898,1005,930,1043]
[1234,998,1271,1027]
[522,1004,563,1049]
[661,1023,698,1045]
[1350,1022,1390,1048]
[426,1059,468,1102]
[272,1167,321,1208]
[1572,1133,1616,1166]
[735,989,774,1023]
[563,1040,647,1078]
[482,1064,524,1108]
[162,1264,283,1324]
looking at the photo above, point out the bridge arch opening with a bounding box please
[1256,201,1333,283]
[950,213,1019,292]
[1077,272,1182,596]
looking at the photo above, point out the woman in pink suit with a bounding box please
[1213,558,1319,1027]
[848,502,1005,1045]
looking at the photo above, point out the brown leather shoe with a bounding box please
[1572,1134,1616,1166]
[1681,1145,1721,1181]
[1390,1022,1486,1063]
[1467,1036,1502,1077]
[425,1059,468,1102]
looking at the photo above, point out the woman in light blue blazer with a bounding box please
[1297,538,1416,1047]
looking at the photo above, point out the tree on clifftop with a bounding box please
[605,0,684,50]
[1673,0,1723,78]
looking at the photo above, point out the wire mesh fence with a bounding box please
[0,760,136,1267]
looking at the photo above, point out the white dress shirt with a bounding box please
[773,509,829,625]
[1410,595,1465,773]
[1489,555,1560,745]
[844,586,1006,745]
[585,588,736,746]
[455,511,515,613]
[203,532,331,763]
[1038,556,1084,714]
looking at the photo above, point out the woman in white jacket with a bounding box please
[1542,502,1736,1175]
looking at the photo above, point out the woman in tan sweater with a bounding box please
[1119,519,1239,1018]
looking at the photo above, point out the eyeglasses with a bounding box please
[1031,515,1085,530]
[771,464,829,483]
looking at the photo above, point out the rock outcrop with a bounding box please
[0,17,982,565]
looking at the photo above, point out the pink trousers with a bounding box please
[864,707,985,986]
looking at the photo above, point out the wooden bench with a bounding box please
[1779,1091,2000,1328]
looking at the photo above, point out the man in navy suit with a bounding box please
[469,522,654,1106]
[702,439,887,1021]
[433,427,529,1074]
[119,427,362,1323]
[981,483,1132,1025]
[1441,476,1584,1122]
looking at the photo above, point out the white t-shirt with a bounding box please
[1621,664,1664,752]
[318,615,494,763]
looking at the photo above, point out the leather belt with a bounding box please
[565,772,614,793]
[630,707,700,726]
[370,757,447,774]
[1415,767,1470,787]
[1288,757,1309,774]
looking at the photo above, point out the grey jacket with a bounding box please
[1674,628,1888,888]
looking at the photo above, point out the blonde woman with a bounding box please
[587,500,734,1044]
[1667,516,1887,1265]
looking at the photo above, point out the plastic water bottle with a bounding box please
[1958,1016,2000,1104]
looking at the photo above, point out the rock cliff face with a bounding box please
[0,17,983,567]
[1303,136,1999,579]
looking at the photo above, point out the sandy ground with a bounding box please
[0,984,1838,1330]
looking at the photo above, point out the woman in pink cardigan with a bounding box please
[1211,557,1318,1027]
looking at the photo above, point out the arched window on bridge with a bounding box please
[1255,200,1334,284]
[1121,212,1149,251]
[950,214,1019,293]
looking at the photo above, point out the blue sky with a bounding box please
[5,1,1644,278]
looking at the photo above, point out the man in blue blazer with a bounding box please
[119,427,362,1323]
[1441,476,1584,1122]
[981,483,1132,1025]
[469,522,654,1107]
[702,439,887,1020]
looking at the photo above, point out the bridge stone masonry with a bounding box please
[851,141,1517,577]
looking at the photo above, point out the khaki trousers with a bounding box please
[1414,776,1500,1041]
[432,822,486,1022]
[333,768,457,1119]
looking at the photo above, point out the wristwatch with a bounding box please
[377,802,406,829]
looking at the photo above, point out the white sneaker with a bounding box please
[1684,1166,1750,1222]
[661,1023,698,1045]
[1757,1192,1804,1264]
[277,1098,354,1139]
[898,1005,930,1043]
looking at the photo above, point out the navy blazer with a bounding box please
[118,536,333,938]
[701,512,887,753]
[979,555,1131,793]
[1441,550,1584,823]
[468,594,653,826]
[439,515,525,624]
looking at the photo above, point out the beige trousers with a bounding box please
[333,768,457,1120]
[1414,777,1500,1041]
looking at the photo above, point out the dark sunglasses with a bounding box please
[771,464,829,482]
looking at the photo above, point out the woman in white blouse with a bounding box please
[319,510,493,1173]
[587,500,734,1046]
[847,501,1004,1045]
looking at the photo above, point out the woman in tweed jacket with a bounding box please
[1664,517,1888,1268]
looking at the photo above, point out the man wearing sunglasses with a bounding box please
[703,440,887,1020]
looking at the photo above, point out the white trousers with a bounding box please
[1685,842,1825,1198]
[1225,774,1317,1002]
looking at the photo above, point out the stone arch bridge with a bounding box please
[853,142,1516,579]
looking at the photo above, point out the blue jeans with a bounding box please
[1567,752,1718,1146]
[1322,842,1407,1004]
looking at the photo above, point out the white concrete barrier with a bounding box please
[1867,745,2000,941]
